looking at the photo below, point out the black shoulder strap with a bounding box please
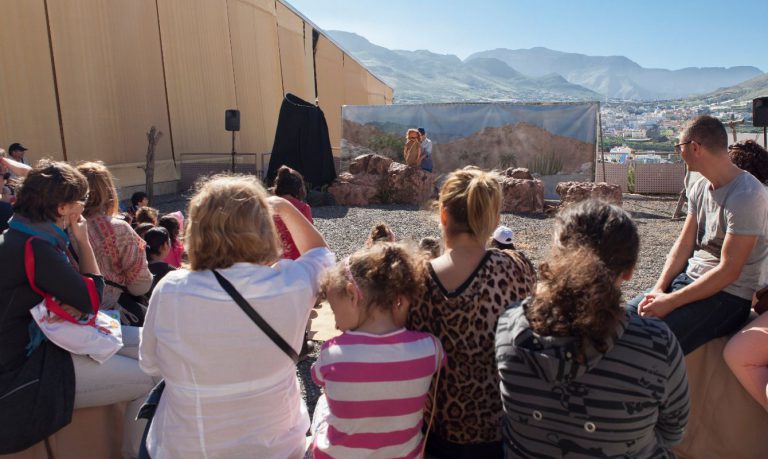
[211,269,299,364]
[105,279,128,292]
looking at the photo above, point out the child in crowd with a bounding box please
[134,222,154,239]
[143,226,176,297]
[158,214,184,268]
[419,236,442,258]
[273,165,313,260]
[366,222,395,246]
[490,225,515,250]
[311,242,445,458]
[135,206,159,226]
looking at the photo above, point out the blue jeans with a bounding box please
[625,273,751,355]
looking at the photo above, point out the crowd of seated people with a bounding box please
[0,114,767,459]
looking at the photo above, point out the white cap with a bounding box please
[493,226,514,244]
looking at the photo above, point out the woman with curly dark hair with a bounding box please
[729,139,768,184]
[495,200,690,459]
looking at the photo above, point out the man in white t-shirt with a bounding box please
[626,115,768,354]
[417,127,433,173]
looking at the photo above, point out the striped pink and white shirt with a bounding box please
[311,328,445,459]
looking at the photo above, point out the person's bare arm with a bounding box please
[1,156,32,178]
[641,232,756,318]
[268,196,327,254]
[641,214,697,305]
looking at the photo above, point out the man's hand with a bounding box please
[639,292,679,319]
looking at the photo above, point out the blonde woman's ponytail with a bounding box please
[466,172,502,242]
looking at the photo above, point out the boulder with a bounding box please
[328,154,436,206]
[347,154,392,175]
[327,172,382,206]
[556,181,623,206]
[387,162,435,204]
[503,167,534,180]
[500,176,545,213]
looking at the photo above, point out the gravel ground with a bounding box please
[311,194,683,299]
[140,193,685,418]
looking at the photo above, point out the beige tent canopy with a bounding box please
[0,0,392,191]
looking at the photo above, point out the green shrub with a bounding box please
[368,134,405,161]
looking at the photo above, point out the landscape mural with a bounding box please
[342,102,599,196]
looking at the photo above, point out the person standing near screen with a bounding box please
[418,127,433,173]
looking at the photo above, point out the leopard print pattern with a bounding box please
[409,249,536,444]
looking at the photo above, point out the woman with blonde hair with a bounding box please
[139,174,334,459]
[408,168,536,458]
[403,128,423,167]
[77,162,152,324]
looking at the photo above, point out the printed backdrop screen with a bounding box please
[342,102,599,198]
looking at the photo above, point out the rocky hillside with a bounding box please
[435,122,594,174]
[693,73,768,103]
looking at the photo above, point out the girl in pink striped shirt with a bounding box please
[311,242,445,459]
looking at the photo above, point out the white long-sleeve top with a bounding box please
[139,247,335,459]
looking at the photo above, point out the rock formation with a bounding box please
[500,168,544,213]
[329,154,435,206]
[555,181,623,206]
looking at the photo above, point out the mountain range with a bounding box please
[328,31,599,103]
[328,31,764,102]
[692,72,768,104]
[467,48,761,100]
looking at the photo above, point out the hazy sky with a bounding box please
[286,0,768,72]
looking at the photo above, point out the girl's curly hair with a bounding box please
[729,140,768,184]
[324,242,426,313]
[525,200,639,355]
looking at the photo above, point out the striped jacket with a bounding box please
[495,303,689,459]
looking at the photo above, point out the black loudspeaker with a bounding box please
[225,109,240,131]
[753,97,768,127]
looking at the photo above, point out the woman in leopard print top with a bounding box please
[408,168,536,459]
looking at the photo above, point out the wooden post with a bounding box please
[143,126,163,204]
[726,115,744,144]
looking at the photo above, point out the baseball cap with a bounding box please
[417,127,425,135]
[492,225,514,244]
[8,143,27,153]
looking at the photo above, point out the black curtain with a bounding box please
[266,93,336,188]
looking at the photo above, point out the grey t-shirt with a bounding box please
[686,171,768,299]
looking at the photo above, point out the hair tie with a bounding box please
[345,257,364,299]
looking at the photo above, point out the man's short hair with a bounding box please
[417,127,425,135]
[684,115,728,153]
